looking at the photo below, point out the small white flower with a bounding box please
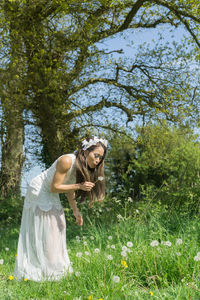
[176,239,183,245]
[121,251,127,257]
[76,252,82,257]
[163,241,172,247]
[194,256,200,262]
[75,271,81,277]
[90,236,94,240]
[76,236,80,240]
[106,255,113,260]
[127,242,133,248]
[83,241,87,246]
[108,236,113,240]
[0,259,4,265]
[85,251,90,256]
[136,209,140,214]
[5,248,9,251]
[94,248,100,254]
[122,246,128,251]
[150,240,159,247]
[176,252,181,256]
[113,275,120,283]
[111,245,116,249]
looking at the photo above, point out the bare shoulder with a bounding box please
[56,155,72,174]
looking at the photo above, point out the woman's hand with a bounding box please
[79,181,95,192]
[74,211,83,226]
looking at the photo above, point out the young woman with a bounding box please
[14,136,107,282]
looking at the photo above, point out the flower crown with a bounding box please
[81,136,108,151]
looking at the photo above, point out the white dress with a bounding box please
[14,154,76,281]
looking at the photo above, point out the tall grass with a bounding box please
[0,198,200,299]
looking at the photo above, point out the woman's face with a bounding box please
[86,146,104,169]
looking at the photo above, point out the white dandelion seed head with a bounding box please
[5,248,9,251]
[164,241,172,247]
[194,255,200,262]
[76,236,80,240]
[85,251,90,256]
[108,236,113,240]
[106,255,113,260]
[83,241,87,246]
[90,236,94,240]
[127,242,133,248]
[122,246,128,251]
[0,259,4,265]
[111,245,116,249]
[176,239,183,245]
[113,275,120,283]
[98,176,104,181]
[150,240,159,247]
[121,251,127,257]
[94,248,100,254]
[76,252,82,258]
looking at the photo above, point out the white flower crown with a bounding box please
[81,136,108,151]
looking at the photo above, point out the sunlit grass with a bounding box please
[0,199,200,300]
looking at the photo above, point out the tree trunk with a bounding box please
[0,102,24,197]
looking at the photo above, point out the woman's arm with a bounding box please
[50,155,95,193]
[66,191,83,226]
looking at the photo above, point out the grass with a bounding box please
[0,199,200,300]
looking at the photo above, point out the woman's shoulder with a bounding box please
[56,154,75,173]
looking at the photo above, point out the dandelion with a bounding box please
[24,278,28,281]
[111,245,116,249]
[9,275,14,280]
[127,248,132,253]
[113,275,120,283]
[5,248,9,251]
[176,238,183,245]
[121,251,127,257]
[85,251,90,256]
[121,260,128,268]
[98,298,103,300]
[127,241,133,248]
[150,240,159,247]
[194,255,200,261]
[106,255,113,260]
[75,271,81,277]
[76,236,80,240]
[108,236,113,240]
[94,248,100,254]
[90,236,94,240]
[88,295,93,300]
[15,254,18,257]
[0,259,4,265]
[122,246,128,251]
[163,241,172,247]
[76,252,82,258]
[83,241,87,246]
[150,291,153,296]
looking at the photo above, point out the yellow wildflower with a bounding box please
[24,278,28,281]
[121,260,128,268]
[150,291,153,296]
[9,275,14,280]
[88,296,93,300]
[15,254,18,257]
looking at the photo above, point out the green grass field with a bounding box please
[0,200,200,300]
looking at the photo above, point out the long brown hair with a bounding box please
[75,137,107,205]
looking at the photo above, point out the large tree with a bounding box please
[0,0,199,195]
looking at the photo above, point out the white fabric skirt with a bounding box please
[14,205,73,282]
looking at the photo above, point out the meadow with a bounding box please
[0,197,200,300]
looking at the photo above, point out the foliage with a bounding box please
[0,201,200,299]
[107,123,200,212]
